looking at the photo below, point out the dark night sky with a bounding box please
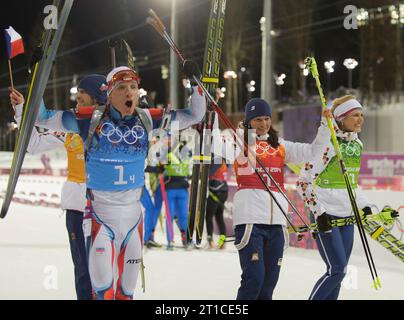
[311,0,362,91]
[0,0,206,102]
[0,0,390,113]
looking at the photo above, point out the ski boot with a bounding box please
[217,234,226,250]
[145,239,162,248]
[207,235,214,249]
[167,242,174,251]
[181,230,189,249]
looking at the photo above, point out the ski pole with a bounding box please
[148,8,309,234]
[147,9,312,236]
[159,174,174,244]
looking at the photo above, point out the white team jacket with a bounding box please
[214,120,331,227]
[297,122,373,218]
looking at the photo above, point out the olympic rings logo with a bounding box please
[100,122,145,145]
[340,141,361,157]
[255,141,278,156]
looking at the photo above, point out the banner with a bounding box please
[360,153,404,191]
[361,153,404,176]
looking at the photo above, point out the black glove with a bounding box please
[182,60,201,85]
[29,46,43,72]
[145,165,164,174]
[138,95,150,109]
[317,213,332,233]
[362,206,372,216]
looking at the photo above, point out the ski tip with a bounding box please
[0,205,8,219]
[372,278,382,290]
[376,277,382,289]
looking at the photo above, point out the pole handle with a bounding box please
[304,57,319,78]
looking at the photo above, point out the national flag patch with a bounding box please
[95,247,105,254]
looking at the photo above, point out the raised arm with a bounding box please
[282,120,331,164]
[210,114,243,164]
[14,104,65,154]
[10,88,65,154]
[170,85,206,130]
[36,100,80,133]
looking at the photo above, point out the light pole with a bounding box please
[70,74,78,102]
[224,70,238,113]
[246,80,256,101]
[343,58,358,89]
[324,60,335,95]
[224,71,238,79]
[298,62,309,101]
[260,0,273,104]
[238,67,246,107]
[274,73,286,101]
[169,0,178,108]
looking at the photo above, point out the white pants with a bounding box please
[88,188,143,300]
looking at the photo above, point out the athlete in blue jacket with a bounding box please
[34,63,205,299]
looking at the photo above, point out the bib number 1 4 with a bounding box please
[114,165,135,185]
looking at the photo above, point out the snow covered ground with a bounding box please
[0,189,403,300]
[0,151,403,300]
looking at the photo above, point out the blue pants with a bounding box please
[141,187,158,242]
[165,188,189,243]
[153,187,189,243]
[152,187,189,243]
[66,210,93,300]
[235,224,285,300]
[309,215,354,300]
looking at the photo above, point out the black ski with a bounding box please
[188,0,226,245]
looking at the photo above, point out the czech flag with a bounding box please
[4,26,25,59]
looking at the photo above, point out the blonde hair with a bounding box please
[331,95,356,114]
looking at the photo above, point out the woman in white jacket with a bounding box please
[296,95,374,300]
[218,98,330,300]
